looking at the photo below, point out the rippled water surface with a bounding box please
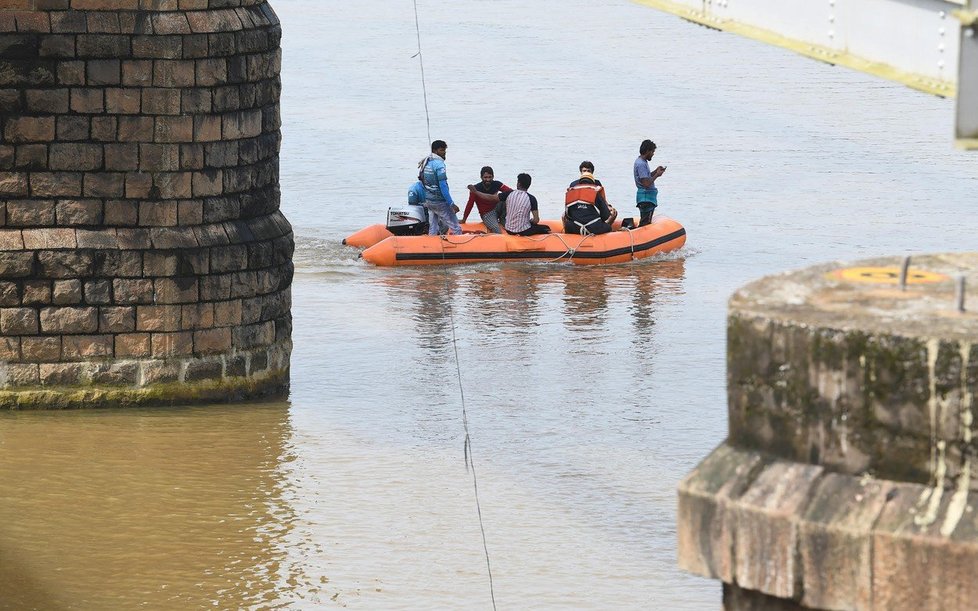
[2,0,977,608]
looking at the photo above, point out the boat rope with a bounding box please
[437,236,497,611]
[439,233,483,245]
[546,231,593,262]
[626,226,636,260]
[413,1,494,604]
[411,0,432,144]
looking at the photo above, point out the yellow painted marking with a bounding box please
[631,0,956,98]
[829,267,950,284]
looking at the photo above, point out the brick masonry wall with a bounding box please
[0,0,292,407]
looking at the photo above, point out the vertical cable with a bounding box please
[411,0,432,144]
[414,2,496,606]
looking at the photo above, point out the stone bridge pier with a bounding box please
[0,1,292,408]
[678,253,978,610]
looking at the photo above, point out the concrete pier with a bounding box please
[678,253,978,610]
[0,1,292,408]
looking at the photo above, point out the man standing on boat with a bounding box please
[563,163,616,235]
[467,173,550,236]
[419,140,462,235]
[634,139,666,226]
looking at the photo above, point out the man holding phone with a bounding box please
[634,139,666,227]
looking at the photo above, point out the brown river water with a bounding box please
[2,0,977,608]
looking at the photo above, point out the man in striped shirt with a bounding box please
[467,173,550,236]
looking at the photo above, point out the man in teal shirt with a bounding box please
[419,140,462,235]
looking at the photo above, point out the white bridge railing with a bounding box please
[634,0,978,149]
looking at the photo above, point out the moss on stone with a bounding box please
[0,368,289,410]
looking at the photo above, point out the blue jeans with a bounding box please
[425,200,462,235]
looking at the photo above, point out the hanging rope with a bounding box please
[411,0,432,144]
[438,235,497,611]
[414,2,495,605]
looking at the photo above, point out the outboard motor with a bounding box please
[386,203,429,236]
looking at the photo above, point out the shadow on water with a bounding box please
[0,403,309,609]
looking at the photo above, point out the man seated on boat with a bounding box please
[467,173,551,236]
[419,139,462,235]
[461,166,511,233]
[563,163,617,235]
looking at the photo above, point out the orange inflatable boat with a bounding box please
[342,221,491,249]
[357,217,686,266]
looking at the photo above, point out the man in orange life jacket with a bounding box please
[563,161,617,235]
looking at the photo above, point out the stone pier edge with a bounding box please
[0,336,290,409]
[678,442,978,610]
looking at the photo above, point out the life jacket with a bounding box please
[565,183,603,208]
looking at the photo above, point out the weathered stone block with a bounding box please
[30,172,82,197]
[154,116,193,143]
[121,60,153,87]
[25,87,68,113]
[185,360,222,382]
[797,474,894,610]
[181,302,214,330]
[4,116,54,142]
[151,331,193,358]
[103,200,138,225]
[110,278,154,306]
[56,116,89,141]
[138,201,178,226]
[140,359,179,384]
[679,445,769,584]
[136,304,181,332]
[75,229,119,249]
[39,362,82,386]
[55,199,103,226]
[141,88,180,115]
[51,279,82,305]
[0,230,25,252]
[21,336,60,362]
[61,335,113,359]
[732,462,824,600]
[0,172,29,197]
[84,280,112,305]
[89,362,138,386]
[0,336,19,361]
[22,229,76,250]
[36,250,93,278]
[22,280,50,305]
[6,200,55,226]
[115,333,150,358]
[213,299,241,326]
[86,59,120,85]
[0,281,19,306]
[90,117,117,143]
[40,306,98,334]
[70,88,104,113]
[8,363,40,386]
[0,252,34,278]
[193,328,231,355]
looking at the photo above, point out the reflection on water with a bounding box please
[0,405,297,609]
[373,257,686,352]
